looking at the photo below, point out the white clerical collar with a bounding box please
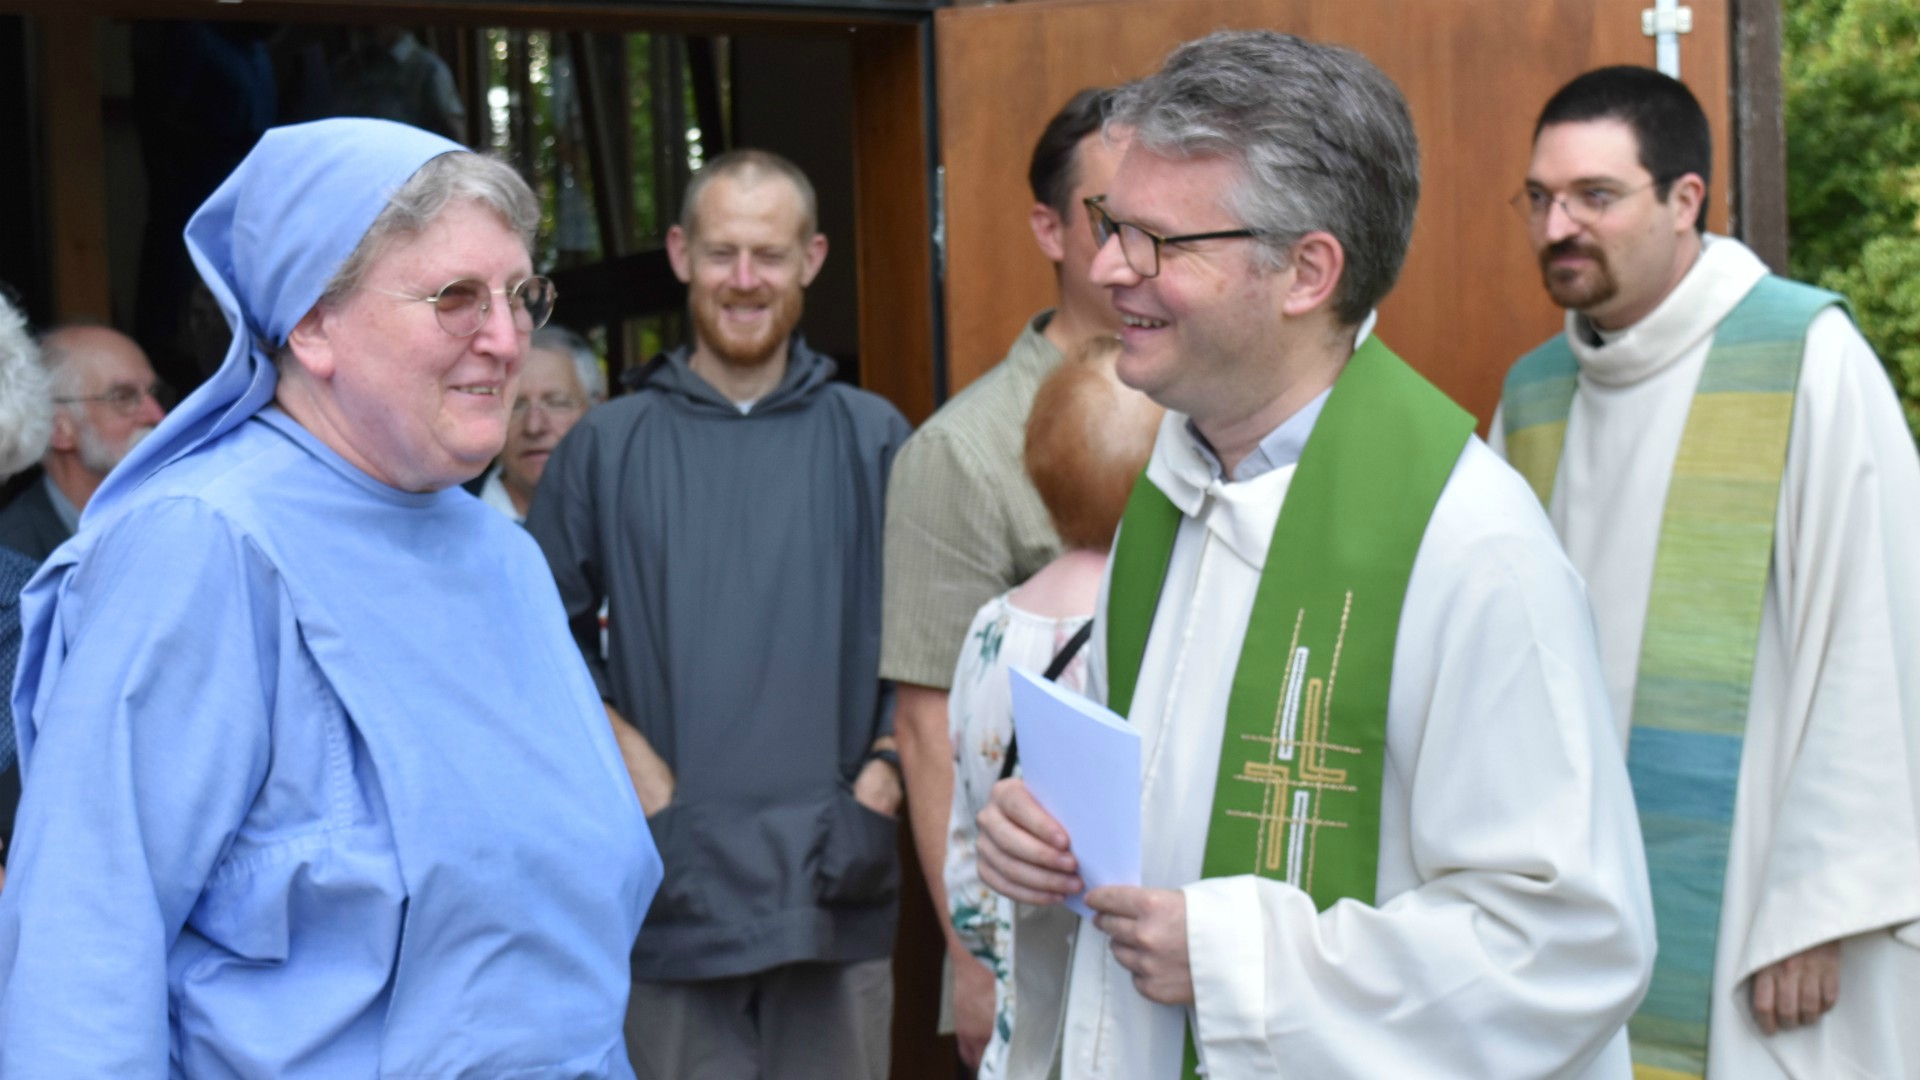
[1146,408,1296,567]
[1567,235,1768,388]
[1183,309,1377,483]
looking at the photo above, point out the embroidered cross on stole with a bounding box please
[1501,275,1843,1079]
[1107,337,1474,1080]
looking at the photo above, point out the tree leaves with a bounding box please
[1786,0,1920,439]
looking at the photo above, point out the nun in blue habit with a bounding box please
[0,119,661,1077]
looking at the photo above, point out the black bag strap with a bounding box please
[999,619,1094,782]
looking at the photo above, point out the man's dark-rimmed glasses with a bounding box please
[1084,195,1261,279]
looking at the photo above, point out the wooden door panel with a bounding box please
[935,0,1730,426]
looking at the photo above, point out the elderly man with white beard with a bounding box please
[0,326,169,561]
[528,148,911,1080]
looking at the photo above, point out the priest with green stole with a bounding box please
[974,30,1657,1080]
[1494,67,1920,1080]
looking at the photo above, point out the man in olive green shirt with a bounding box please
[882,87,1123,1068]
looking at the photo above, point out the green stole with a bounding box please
[1107,337,1473,1080]
[1501,276,1841,1079]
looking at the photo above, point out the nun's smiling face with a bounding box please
[288,199,531,492]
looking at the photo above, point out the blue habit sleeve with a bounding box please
[0,498,276,1076]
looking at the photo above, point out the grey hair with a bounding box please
[678,148,819,240]
[321,152,540,305]
[0,294,53,480]
[531,324,606,403]
[1109,30,1420,326]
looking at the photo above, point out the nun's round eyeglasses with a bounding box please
[369,276,557,337]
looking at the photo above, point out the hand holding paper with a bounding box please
[975,780,1082,906]
[1000,667,1142,918]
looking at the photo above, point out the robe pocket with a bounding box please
[643,802,714,923]
[175,822,406,1023]
[814,789,899,905]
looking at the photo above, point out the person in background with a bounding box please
[0,326,168,561]
[529,148,910,1080]
[1493,66,1920,1078]
[0,289,53,891]
[944,335,1162,1080]
[476,325,602,524]
[0,118,660,1076]
[883,87,1124,1068]
[330,27,467,142]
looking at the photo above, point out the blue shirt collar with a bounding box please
[1184,310,1376,483]
[43,473,80,535]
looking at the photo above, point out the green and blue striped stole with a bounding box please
[1500,276,1843,1079]
[1108,338,1475,1080]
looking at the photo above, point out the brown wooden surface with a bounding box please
[852,22,938,426]
[850,20,951,1074]
[40,13,111,322]
[0,1,926,35]
[934,0,1732,428]
[1732,0,1788,273]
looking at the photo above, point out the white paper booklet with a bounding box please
[1008,666,1143,918]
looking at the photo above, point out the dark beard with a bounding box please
[1538,239,1618,311]
[690,285,805,369]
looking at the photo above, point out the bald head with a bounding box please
[41,326,151,398]
[679,149,820,241]
[41,325,167,507]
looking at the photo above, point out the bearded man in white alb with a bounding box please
[1494,65,1920,1080]
[975,30,1655,1079]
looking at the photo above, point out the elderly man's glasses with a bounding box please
[1509,180,1660,229]
[371,277,558,337]
[1084,195,1260,279]
[510,393,586,419]
[53,380,175,415]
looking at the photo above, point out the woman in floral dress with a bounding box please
[944,338,1163,1078]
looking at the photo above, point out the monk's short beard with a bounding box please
[1539,239,1618,312]
[691,284,805,369]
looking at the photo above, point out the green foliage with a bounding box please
[1784,0,1920,438]
[480,29,699,368]
[1824,236,1920,434]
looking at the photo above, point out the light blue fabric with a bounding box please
[1,118,661,1077]
[1184,385,1332,482]
[85,118,461,530]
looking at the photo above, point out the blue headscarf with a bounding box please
[85,118,464,527]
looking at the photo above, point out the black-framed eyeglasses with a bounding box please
[52,380,175,415]
[1084,195,1261,279]
[1508,180,1661,229]
[369,276,558,337]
